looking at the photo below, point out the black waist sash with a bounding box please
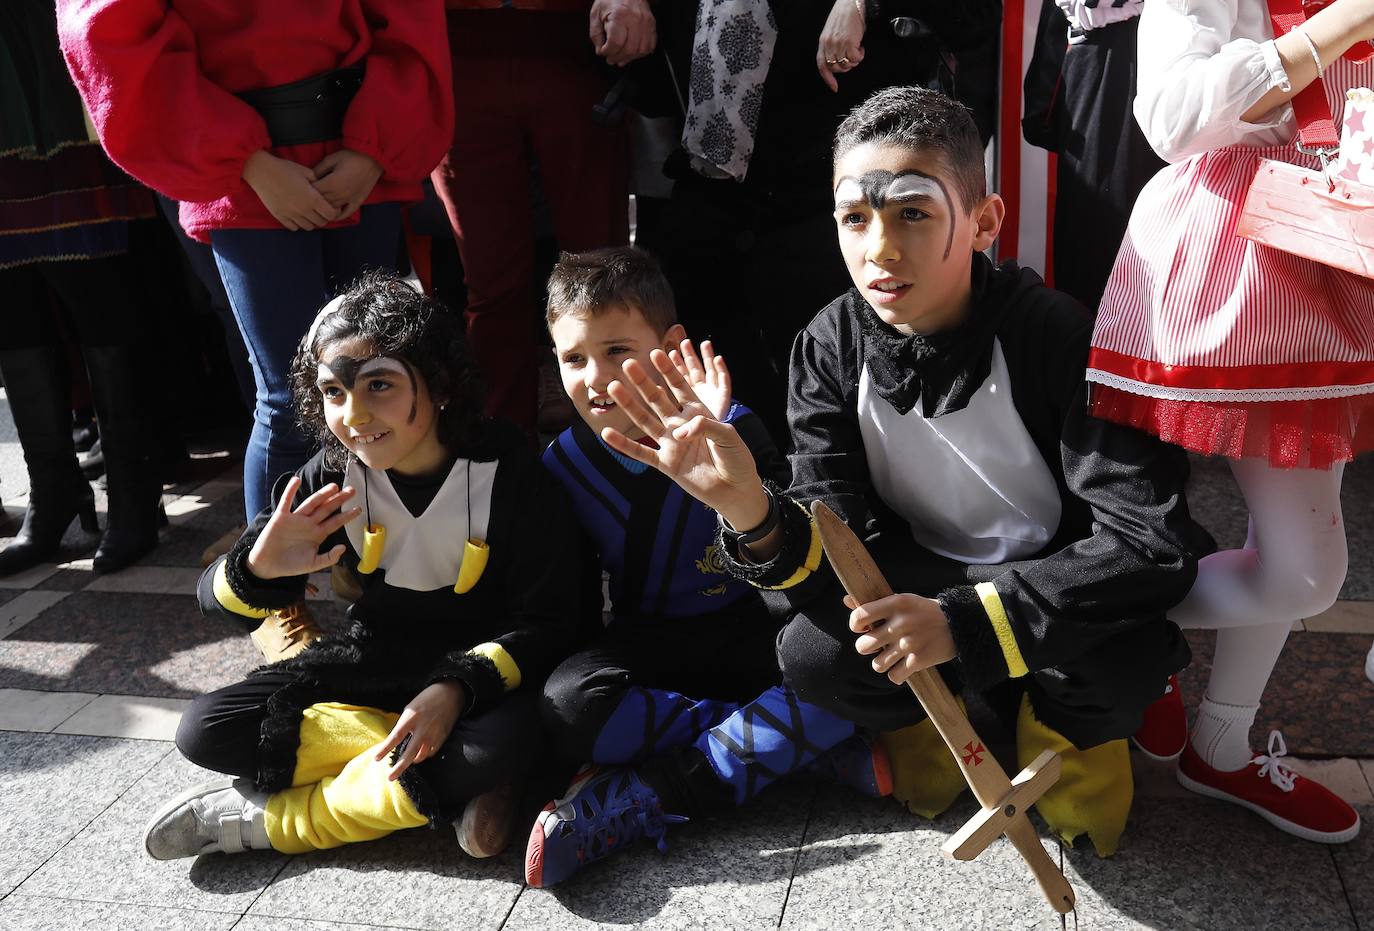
[237,63,366,147]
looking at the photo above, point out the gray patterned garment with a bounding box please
[681,0,778,181]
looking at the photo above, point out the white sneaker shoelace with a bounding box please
[1252,729,1297,792]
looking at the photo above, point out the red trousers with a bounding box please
[432,11,629,432]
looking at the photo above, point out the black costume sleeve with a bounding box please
[733,406,792,487]
[939,312,1205,691]
[421,440,590,712]
[196,456,339,625]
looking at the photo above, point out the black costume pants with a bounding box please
[774,546,1185,750]
[542,602,794,816]
[177,671,541,816]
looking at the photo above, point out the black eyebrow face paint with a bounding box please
[834,168,958,260]
[318,354,378,392]
[318,354,423,423]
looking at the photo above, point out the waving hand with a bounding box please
[601,350,771,531]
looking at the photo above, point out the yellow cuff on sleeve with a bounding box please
[757,505,824,591]
[975,581,1028,678]
[212,560,272,620]
[469,642,522,691]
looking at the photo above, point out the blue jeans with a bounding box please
[211,204,401,519]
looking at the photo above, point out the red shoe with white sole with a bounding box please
[1177,730,1360,844]
[1132,674,1187,761]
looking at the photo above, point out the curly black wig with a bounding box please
[289,271,483,471]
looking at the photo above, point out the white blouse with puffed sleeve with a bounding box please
[1134,0,1298,162]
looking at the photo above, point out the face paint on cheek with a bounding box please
[882,171,957,261]
[835,166,961,262]
[355,356,423,424]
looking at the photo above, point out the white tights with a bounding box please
[1170,458,1347,769]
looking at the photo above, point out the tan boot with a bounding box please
[201,523,247,567]
[251,603,322,663]
[456,783,517,858]
[329,562,364,604]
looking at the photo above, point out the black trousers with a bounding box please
[176,671,542,815]
[775,554,1184,750]
[541,601,783,764]
[0,254,142,350]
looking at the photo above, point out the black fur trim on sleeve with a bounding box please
[715,482,818,588]
[938,584,1010,691]
[222,532,308,611]
[426,650,506,715]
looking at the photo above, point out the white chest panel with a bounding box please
[857,340,1062,564]
[342,457,497,592]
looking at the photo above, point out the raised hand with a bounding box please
[242,151,340,231]
[666,338,732,421]
[245,477,361,580]
[601,350,770,530]
[373,681,466,781]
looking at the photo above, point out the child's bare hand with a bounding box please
[374,681,466,780]
[846,593,956,684]
[601,351,766,523]
[242,151,340,231]
[667,338,732,421]
[311,149,383,220]
[245,477,361,580]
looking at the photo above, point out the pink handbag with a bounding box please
[1235,0,1374,279]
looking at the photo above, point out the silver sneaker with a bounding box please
[143,778,272,860]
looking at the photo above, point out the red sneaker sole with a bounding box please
[870,741,894,798]
[523,802,555,888]
[1131,734,1185,763]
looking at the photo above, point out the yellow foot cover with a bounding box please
[1016,693,1131,857]
[880,698,968,819]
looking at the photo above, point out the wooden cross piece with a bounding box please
[811,501,1076,914]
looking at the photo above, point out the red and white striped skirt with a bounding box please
[1088,61,1374,469]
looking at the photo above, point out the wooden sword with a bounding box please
[810,500,1076,915]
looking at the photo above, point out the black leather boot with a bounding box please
[0,347,99,576]
[82,345,165,573]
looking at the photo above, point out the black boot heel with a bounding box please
[0,346,98,577]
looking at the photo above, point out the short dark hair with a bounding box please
[289,270,483,470]
[546,246,677,335]
[833,86,987,211]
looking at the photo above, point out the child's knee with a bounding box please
[174,695,225,771]
[539,669,620,761]
[1261,546,1348,621]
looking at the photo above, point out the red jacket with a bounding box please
[58,0,454,242]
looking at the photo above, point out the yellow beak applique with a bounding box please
[454,538,489,594]
[356,525,386,575]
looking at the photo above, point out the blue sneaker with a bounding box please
[524,766,687,888]
[805,734,893,798]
